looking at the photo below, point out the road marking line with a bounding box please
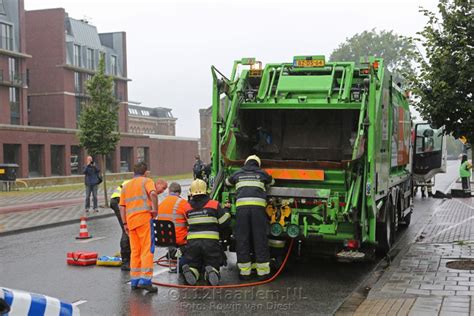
[72,300,87,306]
[75,236,106,243]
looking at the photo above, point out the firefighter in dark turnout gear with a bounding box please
[182,179,231,286]
[110,180,132,270]
[225,155,274,280]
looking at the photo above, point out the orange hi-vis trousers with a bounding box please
[129,220,154,287]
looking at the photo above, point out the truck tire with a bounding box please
[377,198,395,255]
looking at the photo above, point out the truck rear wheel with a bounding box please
[377,198,395,255]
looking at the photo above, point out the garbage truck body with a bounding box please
[209,56,443,259]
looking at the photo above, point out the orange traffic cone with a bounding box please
[76,216,92,239]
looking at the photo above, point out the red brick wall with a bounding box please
[0,127,198,178]
[26,9,67,128]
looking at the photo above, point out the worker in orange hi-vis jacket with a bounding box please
[119,161,167,293]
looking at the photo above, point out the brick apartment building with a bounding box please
[128,102,177,136]
[26,8,129,131]
[0,0,198,178]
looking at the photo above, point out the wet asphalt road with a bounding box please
[0,162,459,315]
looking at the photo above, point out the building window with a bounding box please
[120,147,133,172]
[73,44,81,67]
[28,145,44,177]
[9,87,19,125]
[86,48,94,69]
[137,147,149,164]
[111,55,117,75]
[0,23,12,50]
[75,97,82,127]
[3,144,21,164]
[8,57,17,81]
[74,72,82,93]
[51,145,65,176]
[70,146,83,175]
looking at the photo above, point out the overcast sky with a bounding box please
[25,0,438,137]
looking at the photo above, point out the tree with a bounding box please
[78,56,120,206]
[329,29,416,83]
[408,0,473,147]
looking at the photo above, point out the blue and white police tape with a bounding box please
[0,287,80,316]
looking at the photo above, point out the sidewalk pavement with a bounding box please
[348,196,474,315]
[0,179,192,235]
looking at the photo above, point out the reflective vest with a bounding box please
[157,195,189,246]
[120,176,155,230]
[185,199,231,240]
[460,161,472,178]
[111,180,131,199]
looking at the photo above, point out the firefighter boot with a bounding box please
[205,266,220,286]
[182,264,198,285]
[138,284,158,293]
[121,261,130,271]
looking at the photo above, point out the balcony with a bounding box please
[0,70,27,88]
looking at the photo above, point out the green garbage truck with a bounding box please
[209,55,442,260]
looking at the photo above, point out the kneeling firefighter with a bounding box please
[156,182,189,271]
[225,155,274,280]
[182,179,231,286]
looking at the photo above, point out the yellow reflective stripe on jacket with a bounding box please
[187,231,219,240]
[235,180,265,190]
[187,217,218,225]
[236,197,267,207]
[218,212,231,224]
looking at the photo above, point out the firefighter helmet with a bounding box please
[245,155,261,167]
[189,179,207,196]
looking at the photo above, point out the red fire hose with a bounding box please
[152,239,294,289]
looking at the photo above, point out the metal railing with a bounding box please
[0,70,26,87]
